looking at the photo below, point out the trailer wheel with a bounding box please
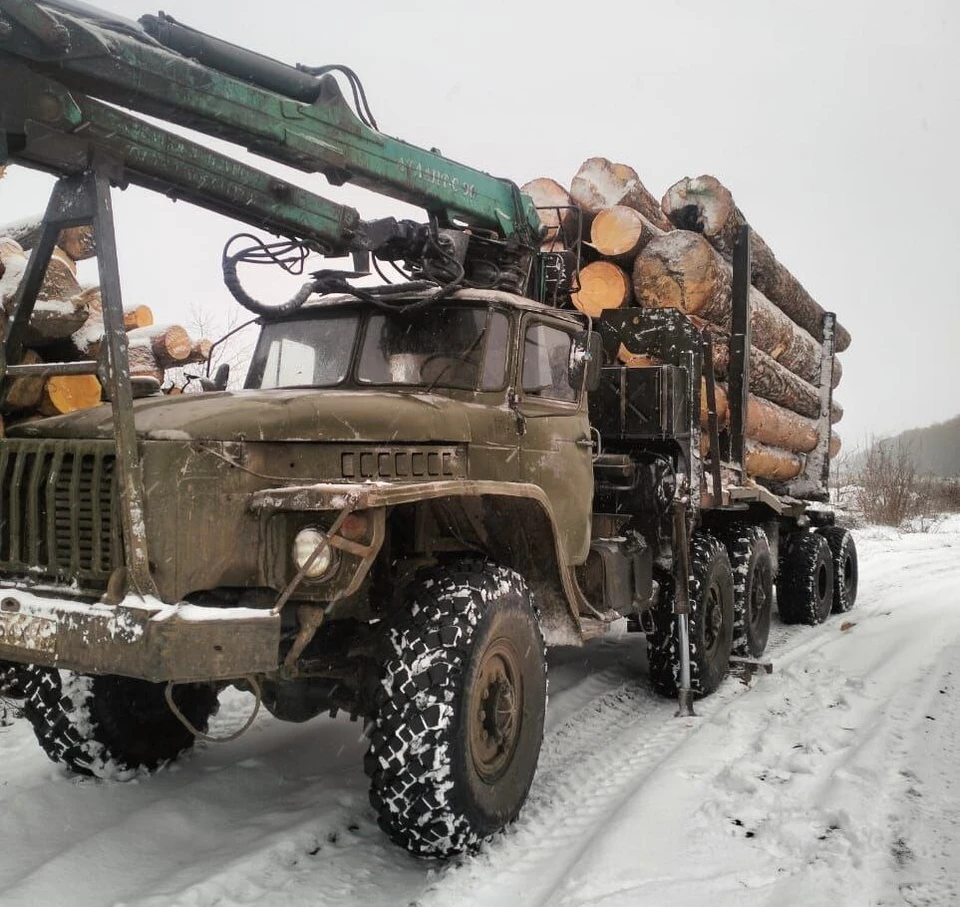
[365,560,546,857]
[818,526,859,613]
[777,531,834,625]
[647,533,735,697]
[725,525,774,658]
[22,669,219,777]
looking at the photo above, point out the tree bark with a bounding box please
[0,241,81,310]
[521,178,576,243]
[571,157,672,231]
[590,206,663,264]
[662,175,852,351]
[626,349,825,453]
[744,441,804,481]
[38,374,102,416]
[572,260,633,317]
[633,231,835,386]
[126,325,193,369]
[693,319,843,422]
[2,349,45,413]
[127,344,164,382]
[618,325,842,423]
[1,216,96,262]
[22,298,89,346]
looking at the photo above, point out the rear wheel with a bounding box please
[22,669,219,777]
[725,525,774,658]
[818,526,858,613]
[778,531,834,625]
[365,560,546,857]
[648,533,735,697]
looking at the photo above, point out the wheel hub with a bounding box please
[749,564,770,629]
[471,639,523,782]
[704,585,723,655]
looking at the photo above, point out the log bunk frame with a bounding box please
[0,168,157,596]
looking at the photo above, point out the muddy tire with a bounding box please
[365,560,546,857]
[647,533,735,697]
[818,526,858,613]
[22,669,219,777]
[725,525,774,658]
[778,531,834,626]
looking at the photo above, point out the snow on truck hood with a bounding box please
[7,388,474,444]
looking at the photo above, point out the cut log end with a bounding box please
[39,375,102,416]
[521,178,575,242]
[572,261,632,317]
[590,206,661,262]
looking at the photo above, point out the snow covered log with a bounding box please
[571,260,633,317]
[1,349,45,413]
[1,216,96,262]
[744,441,804,481]
[617,325,842,424]
[661,175,851,351]
[21,298,89,346]
[691,319,843,422]
[124,325,192,370]
[521,178,576,243]
[590,206,663,264]
[633,231,833,387]
[571,158,672,232]
[0,239,81,310]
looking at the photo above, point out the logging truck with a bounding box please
[0,0,858,857]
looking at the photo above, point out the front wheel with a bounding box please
[22,669,219,778]
[365,560,546,857]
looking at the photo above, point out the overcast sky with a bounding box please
[2,0,957,447]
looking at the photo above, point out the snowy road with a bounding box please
[1,519,958,906]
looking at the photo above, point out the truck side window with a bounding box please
[480,311,509,390]
[522,323,577,402]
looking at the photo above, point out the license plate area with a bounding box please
[0,612,57,653]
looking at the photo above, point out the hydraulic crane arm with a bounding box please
[0,0,542,251]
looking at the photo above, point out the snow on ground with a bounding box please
[1,518,959,906]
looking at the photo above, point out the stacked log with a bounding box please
[524,159,850,486]
[661,175,851,350]
[0,232,210,430]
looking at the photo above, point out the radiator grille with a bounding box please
[0,440,121,587]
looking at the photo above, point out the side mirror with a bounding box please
[200,363,230,392]
[569,331,604,394]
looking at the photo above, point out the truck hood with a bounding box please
[8,389,474,443]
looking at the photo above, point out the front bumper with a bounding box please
[0,587,280,683]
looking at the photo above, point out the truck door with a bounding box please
[517,316,593,566]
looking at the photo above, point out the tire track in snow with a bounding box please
[416,670,750,907]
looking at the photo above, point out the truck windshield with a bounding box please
[246,313,360,389]
[245,305,509,391]
[358,307,506,390]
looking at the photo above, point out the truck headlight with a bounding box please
[292,527,337,579]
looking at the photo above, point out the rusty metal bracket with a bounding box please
[270,499,357,616]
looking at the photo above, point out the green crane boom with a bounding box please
[0,0,550,295]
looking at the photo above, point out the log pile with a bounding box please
[0,224,211,435]
[526,157,849,485]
